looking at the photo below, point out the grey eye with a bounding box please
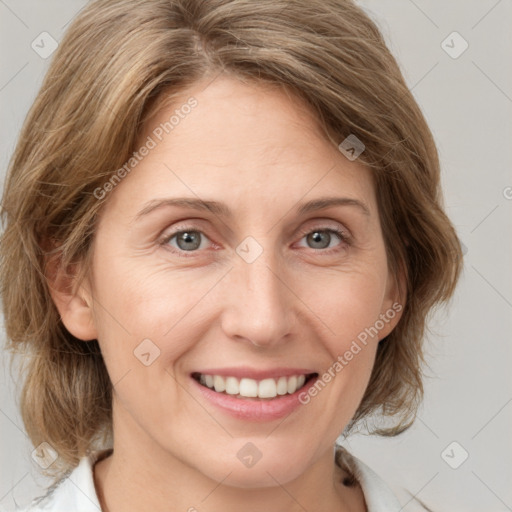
[172,231,203,251]
[305,230,339,250]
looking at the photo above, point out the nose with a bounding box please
[220,251,295,348]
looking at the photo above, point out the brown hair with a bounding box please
[1,0,462,482]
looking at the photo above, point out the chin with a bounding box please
[206,456,305,489]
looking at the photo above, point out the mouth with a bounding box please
[191,372,318,400]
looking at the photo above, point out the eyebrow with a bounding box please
[297,197,370,217]
[134,195,371,221]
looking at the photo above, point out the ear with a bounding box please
[45,249,98,341]
[378,261,407,341]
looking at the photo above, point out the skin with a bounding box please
[51,75,404,512]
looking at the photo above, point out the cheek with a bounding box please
[302,270,385,417]
[301,264,388,346]
[90,257,222,366]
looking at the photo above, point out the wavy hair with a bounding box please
[0,0,462,485]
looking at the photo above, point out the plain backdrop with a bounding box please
[1,1,511,511]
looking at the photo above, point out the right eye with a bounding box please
[161,228,213,256]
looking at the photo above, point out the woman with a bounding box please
[0,0,462,510]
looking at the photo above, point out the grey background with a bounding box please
[1,1,511,511]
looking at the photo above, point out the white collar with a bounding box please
[335,443,403,511]
[20,448,111,512]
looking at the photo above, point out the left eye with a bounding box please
[297,228,346,251]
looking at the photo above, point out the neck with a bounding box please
[93,406,360,512]
[93,445,357,512]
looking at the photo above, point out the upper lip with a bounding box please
[192,367,318,380]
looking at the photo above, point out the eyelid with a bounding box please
[296,221,351,241]
[293,224,351,255]
[158,223,216,253]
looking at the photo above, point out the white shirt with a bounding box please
[13,444,402,511]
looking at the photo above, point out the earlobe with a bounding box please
[45,254,98,341]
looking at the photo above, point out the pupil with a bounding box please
[178,231,200,251]
[308,231,330,249]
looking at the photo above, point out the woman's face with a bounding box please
[61,76,403,487]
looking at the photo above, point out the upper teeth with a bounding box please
[198,374,307,398]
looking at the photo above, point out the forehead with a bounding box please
[104,76,377,219]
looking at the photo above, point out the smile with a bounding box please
[192,373,317,399]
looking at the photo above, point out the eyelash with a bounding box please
[160,225,351,258]
[296,226,350,253]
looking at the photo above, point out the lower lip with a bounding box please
[191,376,318,422]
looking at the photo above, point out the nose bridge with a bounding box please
[222,243,294,346]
